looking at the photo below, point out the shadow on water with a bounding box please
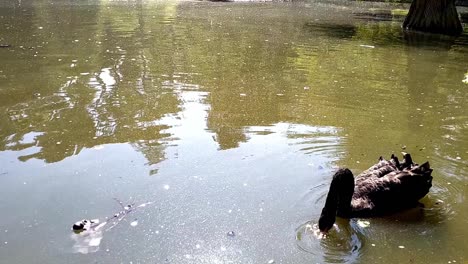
[403,31,464,49]
[460,12,468,23]
[302,21,406,46]
[304,13,468,49]
[353,9,407,22]
[303,22,357,39]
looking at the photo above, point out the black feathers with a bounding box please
[318,153,433,232]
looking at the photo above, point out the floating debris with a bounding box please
[227,231,235,237]
[72,219,101,233]
[71,199,153,254]
[398,245,405,249]
[462,72,468,84]
[356,219,370,228]
[360,44,375,49]
[268,259,275,264]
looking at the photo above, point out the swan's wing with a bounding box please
[399,153,415,170]
[356,155,400,180]
[353,163,432,215]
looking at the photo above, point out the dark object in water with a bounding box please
[72,220,86,231]
[318,153,433,233]
[71,199,153,234]
[403,0,463,36]
[72,219,99,233]
[0,44,11,48]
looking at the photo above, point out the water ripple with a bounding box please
[296,220,363,264]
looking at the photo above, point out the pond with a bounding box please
[0,0,467,263]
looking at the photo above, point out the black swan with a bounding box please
[318,153,433,233]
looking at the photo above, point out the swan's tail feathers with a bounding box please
[420,161,431,171]
[408,161,433,195]
[411,161,433,176]
[395,163,433,202]
[400,153,414,169]
[390,154,401,168]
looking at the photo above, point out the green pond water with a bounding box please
[1,0,468,263]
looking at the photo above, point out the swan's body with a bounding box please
[319,153,433,232]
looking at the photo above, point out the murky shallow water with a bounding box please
[1,0,468,263]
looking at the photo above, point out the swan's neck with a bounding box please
[318,185,338,232]
[336,180,354,217]
[319,169,355,232]
[329,174,354,215]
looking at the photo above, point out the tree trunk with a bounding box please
[403,0,463,36]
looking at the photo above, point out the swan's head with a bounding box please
[318,208,336,233]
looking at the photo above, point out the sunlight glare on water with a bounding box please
[0,0,468,263]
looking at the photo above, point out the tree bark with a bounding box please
[403,0,463,36]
